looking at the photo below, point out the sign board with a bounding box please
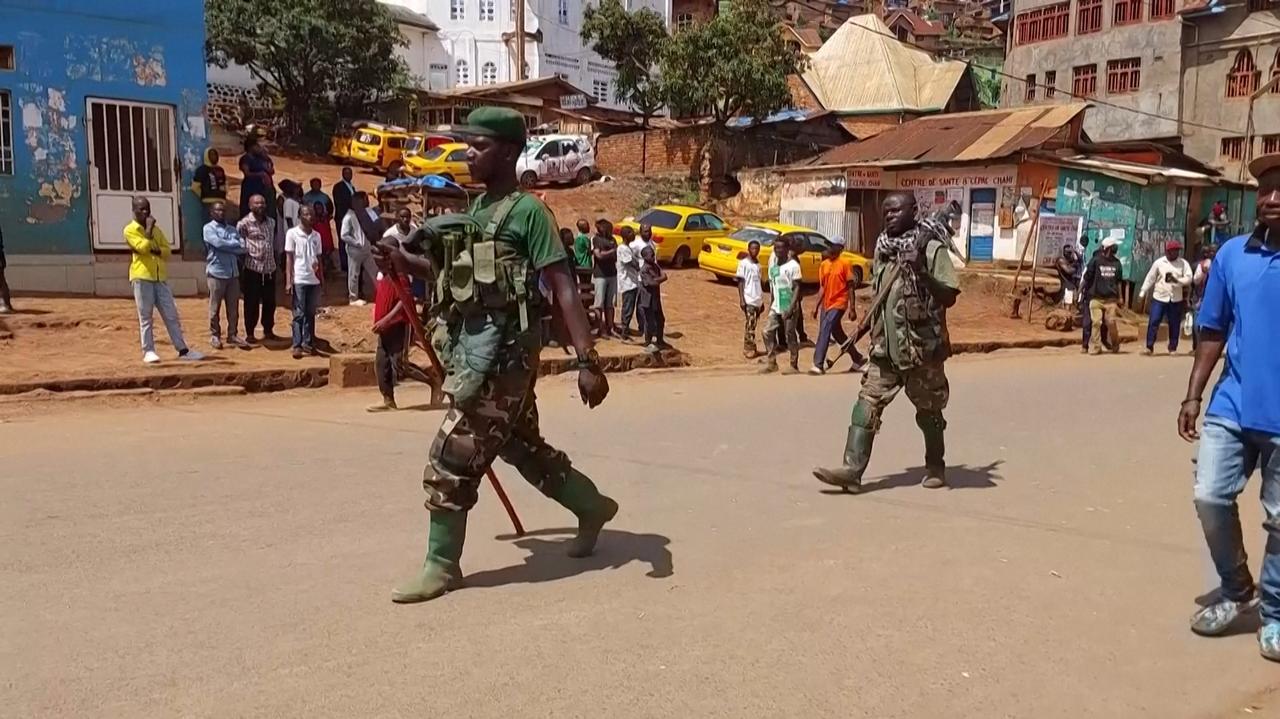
[895,165,1018,190]
[846,167,883,189]
[559,94,588,110]
[1035,215,1083,265]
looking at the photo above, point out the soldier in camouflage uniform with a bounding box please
[375,107,616,604]
[813,192,961,491]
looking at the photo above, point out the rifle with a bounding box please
[383,250,526,538]
[824,201,963,371]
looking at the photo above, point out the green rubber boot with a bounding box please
[552,470,619,558]
[391,510,468,604]
[917,411,947,489]
[814,423,875,492]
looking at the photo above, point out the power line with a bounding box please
[770,0,1247,135]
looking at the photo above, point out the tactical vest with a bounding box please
[422,193,535,331]
[879,238,951,368]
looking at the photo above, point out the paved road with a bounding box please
[2,351,1277,718]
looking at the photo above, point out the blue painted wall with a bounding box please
[0,0,208,257]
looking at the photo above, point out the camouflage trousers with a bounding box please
[423,352,577,512]
[851,359,949,432]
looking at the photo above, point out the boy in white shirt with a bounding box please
[736,240,764,358]
[1140,239,1194,355]
[616,226,643,341]
[285,205,324,358]
[760,236,803,373]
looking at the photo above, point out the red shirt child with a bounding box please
[372,271,412,333]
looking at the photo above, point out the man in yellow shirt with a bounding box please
[124,197,204,364]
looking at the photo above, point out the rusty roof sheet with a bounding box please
[807,103,1088,167]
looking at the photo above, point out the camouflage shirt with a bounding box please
[868,229,960,371]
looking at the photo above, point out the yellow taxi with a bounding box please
[614,205,732,268]
[346,122,410,173]
[697,222,872,286]
[403,142,472,184]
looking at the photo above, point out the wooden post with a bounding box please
[1008,179,1050,319]
[514,0,526,81]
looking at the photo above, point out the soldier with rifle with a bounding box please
[813,192,962,492]
[373,107,617,604]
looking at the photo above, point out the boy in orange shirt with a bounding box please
[810,238,866,374]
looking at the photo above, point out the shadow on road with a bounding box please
[468,528,674,589]
[821,459,1005,495]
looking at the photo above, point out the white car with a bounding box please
[517,134,597,188]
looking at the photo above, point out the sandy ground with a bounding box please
[2,351,1277,718]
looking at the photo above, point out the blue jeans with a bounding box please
[1146,299,1185,352]
[291,283,321,349]
[813,307,848,368]
[132,280,188,354]
[1194,417,1280,621]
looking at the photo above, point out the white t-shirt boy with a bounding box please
[284,226,323,286]
[768,257,802,315]
[736,257,763,308]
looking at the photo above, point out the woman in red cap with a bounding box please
[1139,239,1194,354]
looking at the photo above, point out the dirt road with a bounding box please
[3,351,1273,717]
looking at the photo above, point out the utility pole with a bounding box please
[515,0,526,80]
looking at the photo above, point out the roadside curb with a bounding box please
[0,348,691,399]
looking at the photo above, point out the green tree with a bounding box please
[971,61,1002,109]
[206,0,410,139]
[660,0,806,125]
[581,0,670,125]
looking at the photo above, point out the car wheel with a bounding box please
[851,266,864,288]
[574,166,592,186]
[673,246,692,269]
[520,171,538,189]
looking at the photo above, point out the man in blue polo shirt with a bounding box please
[1178,153,1280,662]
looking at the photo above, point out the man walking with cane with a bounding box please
[376,107,618,605]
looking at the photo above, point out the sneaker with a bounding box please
[142,351,162,364]
[302,344,317,356]
[351,299,368,307]
[922,474,947,489]
[1143,347,1153,356]
[245,334,258,344]
[848,359,867,373]
[366,397,398,413]
[1190,594,1259,636]
[808,366,825,376]
[1260,622,1280,662]
[229,336,250,349]
[291,347,303,360]
[644,343,660,353]
[758,362,778,375]
[179,350,205,362]
[0,303,12,315]
[263,331,279,341]
[1168,348,1177,356]
[1089,347,1103,356]
[210,336,224,350]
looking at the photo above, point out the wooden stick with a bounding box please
[1009,179,1051,300]
[388,268,526,538]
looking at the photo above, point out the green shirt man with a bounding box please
[382,106,617,606]
[573,222,594,269]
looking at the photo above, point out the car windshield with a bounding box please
[523,140,545,155]
[355,131,381,145]
[637,208,683,230]
[404,138,423,154]
[730,227,781,246]
[420,146,447,161]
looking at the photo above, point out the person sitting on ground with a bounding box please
[1140,240,1193,356]
[1081,237,1124,355]
[639,245,668,353]
[203,200,247,350]
[737,239,764,359]
[591,218,619,339]
[573,218,593,271]
[810,238,865,375]
[125,197,204,364]
[284,205,323,359]
[760,236,803,374]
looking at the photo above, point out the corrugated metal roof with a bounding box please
[800,14,967,114]
[807,103,1088,168]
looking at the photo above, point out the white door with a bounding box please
[86,99,180,251]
